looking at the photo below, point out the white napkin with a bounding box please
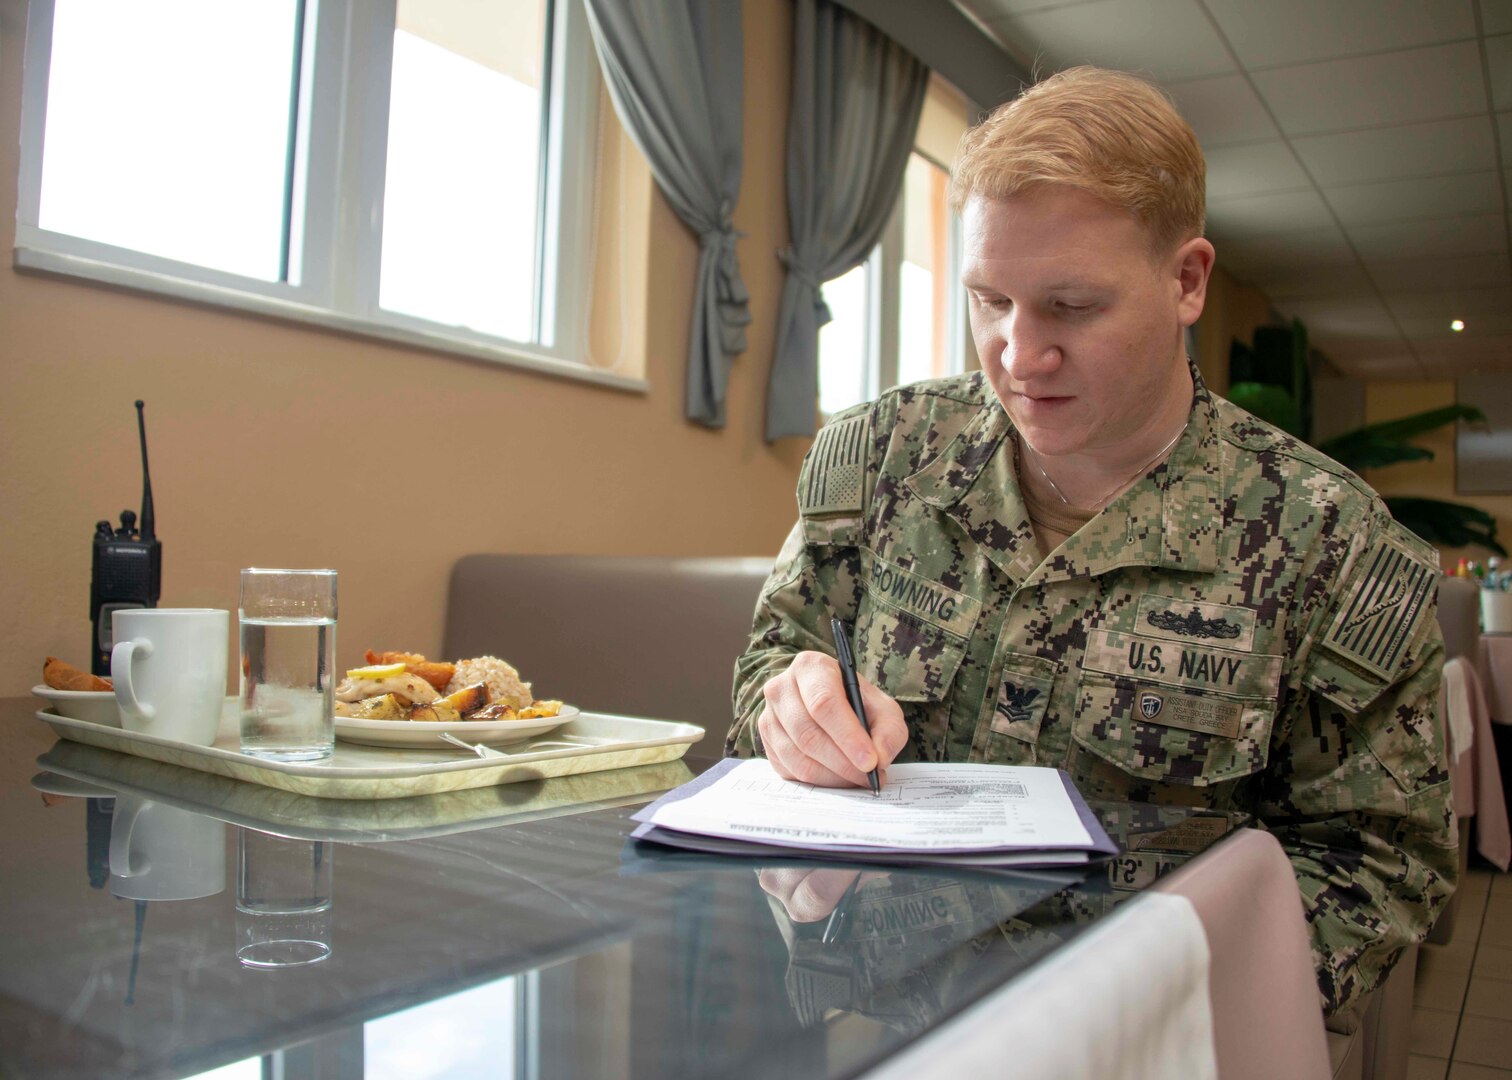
[864,892,1216,1080]
[1444,657,1474,764]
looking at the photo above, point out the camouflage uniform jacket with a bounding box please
[727,366,1457,1017]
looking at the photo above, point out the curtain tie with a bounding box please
[700,210,751,351]
[777,246,833,328]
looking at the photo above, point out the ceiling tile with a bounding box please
[1321,342,1424,378]
[1219,224,1356,273]
[1324,172,1505,228]
[1250,260,1377,300]
[1167,75,1280,147]
[987,0,1235,82]
[1410,334,1512,373]
[1488,35,1512,110]
[1384,286,1512,323]
[961,0,1097,15]
[1204,141,1311,199]
[1273,296,1400,340]
[1291,116,1497,186]
[1202,0,1476,69]
[1385,291,1512,351]
[1348,213,1508,260]
[1366,252,1512,291]
[1207,189,1336,238]
[1485,0,1512,36]
[1251,42,1485,136]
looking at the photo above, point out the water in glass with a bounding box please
[240,615,335,761]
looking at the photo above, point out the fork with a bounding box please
[436,731,583,758]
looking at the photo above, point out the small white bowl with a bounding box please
[32,684,121,727]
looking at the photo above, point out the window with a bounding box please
[17,0,602,378]
[818,151,968,418]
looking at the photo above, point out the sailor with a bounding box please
[728,66,1455,1019]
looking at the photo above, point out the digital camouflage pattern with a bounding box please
[729,365,1457,1018]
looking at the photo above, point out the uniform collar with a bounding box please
[902,360,1225,586]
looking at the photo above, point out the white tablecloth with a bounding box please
[865,890,1217,1080]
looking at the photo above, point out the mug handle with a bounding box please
[109,799,151,878]
[112,637,156,721]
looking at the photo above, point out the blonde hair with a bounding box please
[951,67,1205,252]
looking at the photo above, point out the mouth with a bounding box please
[1013,391,1073,408]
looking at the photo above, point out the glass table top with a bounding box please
[0,700,1247,1080]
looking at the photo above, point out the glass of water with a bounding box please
[235,828,333,969]
[239,568,337,761]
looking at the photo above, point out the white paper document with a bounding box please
[639,759,1097,853]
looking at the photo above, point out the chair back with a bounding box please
[1438,577,1480,661]
[442,554,773,755]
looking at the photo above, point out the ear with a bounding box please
[1172,237,1215,328]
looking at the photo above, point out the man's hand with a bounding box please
[758,867,886,922]
[757,650,908,787]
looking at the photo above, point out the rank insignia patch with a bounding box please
[1323,535,1437,680]
[800,415,869,516]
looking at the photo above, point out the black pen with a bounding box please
[821,871,863,945]
[830,616,881,797]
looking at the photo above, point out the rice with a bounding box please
[447,655,533,710]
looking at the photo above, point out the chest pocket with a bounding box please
[1070,629,1282,787]
[854,554,978,702]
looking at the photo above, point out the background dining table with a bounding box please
[1,696,1331,1080]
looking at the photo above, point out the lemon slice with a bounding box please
[345,662,407,680]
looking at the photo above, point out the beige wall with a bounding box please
[1194,264,1272,398]
[1363,382,1512,570]
[0,0,805,696]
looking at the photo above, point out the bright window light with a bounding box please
[365,975,518,1079]
[38,0,300,280]
[818,262,872,416]
[380,1,547,342]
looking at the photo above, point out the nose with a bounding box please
[999,308,1062,383]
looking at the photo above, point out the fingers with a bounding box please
[857,674,909,769]
[760,653,874,787]
[759,706,865,787]
[757,867,861,922]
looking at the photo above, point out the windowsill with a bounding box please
[14,245,651,395]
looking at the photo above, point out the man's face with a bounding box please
[960,187,1206,459]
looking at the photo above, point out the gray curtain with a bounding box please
[583,0,750,428]
[766,0,928,441]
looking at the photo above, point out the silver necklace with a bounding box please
[1025,425,1187,511]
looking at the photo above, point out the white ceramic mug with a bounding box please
[111,609,230,746]
[110,796,226,902]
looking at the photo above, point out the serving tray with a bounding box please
[36,706,704,800]
[34,738,696,842]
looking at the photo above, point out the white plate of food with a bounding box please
[333,707,581,749]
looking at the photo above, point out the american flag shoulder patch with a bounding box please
[799,414,869,516]
[1321,533,1438,681]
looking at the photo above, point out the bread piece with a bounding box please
[44,657,111,692]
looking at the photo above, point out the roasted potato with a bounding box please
[407,701,462,723]
[346,693,409,720]
[467,703,518,722]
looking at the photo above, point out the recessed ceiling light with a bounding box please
[1451,320,1466,332]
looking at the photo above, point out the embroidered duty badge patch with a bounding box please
[800,414,869,516]
[1322,534,1437,681]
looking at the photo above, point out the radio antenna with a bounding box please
[135,400,155,541]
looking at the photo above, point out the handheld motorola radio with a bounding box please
[89,401,163,675]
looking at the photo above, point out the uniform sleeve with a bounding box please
[726,405,877,758]
[1257,510,1457,1019]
